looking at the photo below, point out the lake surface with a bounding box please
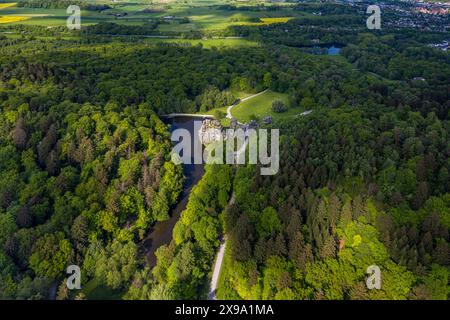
[143,116,205,267]
[327,45,342,55]
[291,44,343,55]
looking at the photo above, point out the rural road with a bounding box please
[208,240,227,300]
[161,89,269,122]
[206,106,313,299]
[226,89,269,119]
[208,193,235,300]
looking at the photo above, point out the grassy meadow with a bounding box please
[0,0,305,30]
[230,90,303,123]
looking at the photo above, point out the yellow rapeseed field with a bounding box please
[0,3,17,10]
[0,16,29,23]
[260,17,292,24]
[240,17,292,26]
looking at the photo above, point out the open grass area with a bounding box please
[0,5,112,26]
[0,1,305,31]
[199,105,228,116]
[196,90,260,116]
[240,16,293,26]
[230,90,303,123]
[195,89,303,125]
[0,2,25,24]
[157,7,300,32]
[230,89,255,100]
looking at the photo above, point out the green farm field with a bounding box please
[0,0,306,31]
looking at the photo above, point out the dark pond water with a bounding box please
[143,117,205,267]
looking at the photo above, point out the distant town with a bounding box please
[334,0,450,32]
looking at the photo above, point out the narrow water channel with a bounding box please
[143,116,205,267]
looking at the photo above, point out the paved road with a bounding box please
[226,89,269,120]
[208,193,235,300]
[161,90,268,122]
[208,240,227,300]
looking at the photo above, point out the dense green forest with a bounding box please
[17,0,111,10]
[125,164,232,299]
[0,1,448,300]
[219,108,449,299]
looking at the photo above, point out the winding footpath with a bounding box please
[161,89,269,122]
[208,193,235,300]
[226,89,269,120]
[208,241,227,300]
[207,108,313,299]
